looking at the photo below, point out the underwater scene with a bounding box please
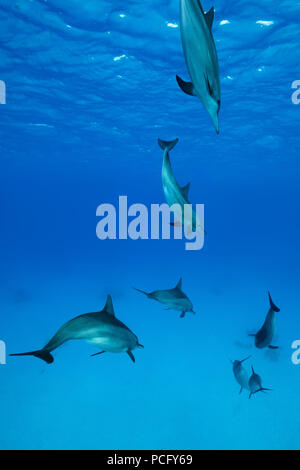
[1,0,300,451]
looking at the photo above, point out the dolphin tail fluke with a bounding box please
[176,75,195,96]
[10,349,54,364]
[158,138,179,152]
[127,350,135,363]
[268,292,280,312]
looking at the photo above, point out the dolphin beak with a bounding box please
[212,113,220,134]
[208,106,220,134]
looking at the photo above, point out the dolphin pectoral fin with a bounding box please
[205,7,215,30]
[90,350,106,357]
[269,345,279,350]
[127,350,135,363]
[10,349,54,364]
[176,75,195,96]
[249,392,253,399]
[254,387,272,395]
[239,386,243,395]
[180,311,186,318]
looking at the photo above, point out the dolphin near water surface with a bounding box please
[177,0,221,132]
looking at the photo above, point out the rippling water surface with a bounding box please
[1,0,300,450]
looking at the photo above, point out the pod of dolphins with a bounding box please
[232,292,280,399]
[10,1,279,399]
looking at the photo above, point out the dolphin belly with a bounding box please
[87,327,137,353]
[154,294,191,313]
[162,179,185,212]
[234,368,249,390]
[162,180,196,231]
[181,4,212,92]
[255,313,275,348]
[249,379,260,394]
[43,314,137,353]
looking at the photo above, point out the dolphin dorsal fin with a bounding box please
[268,292,280,312]
[175,278,182,290]
[104,295,115,316]
[205,7,215,30]
[181,182,190,199]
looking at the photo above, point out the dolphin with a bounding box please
[249,292,280,349]
[177,0,221,133]
[10,295,143,364]
[231,356,251,394]
[248,365,272,399]
[159,138,204,234]
[133,278,195,318]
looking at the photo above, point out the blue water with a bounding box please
[1,0,300,450]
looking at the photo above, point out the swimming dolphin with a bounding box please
[159,138,204,234]
[133,278,195,318]
[248,365,272,399]
[177,0,221,133]
[231,356,251,394]
[249,292,280,349]
[10,295,143,364]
